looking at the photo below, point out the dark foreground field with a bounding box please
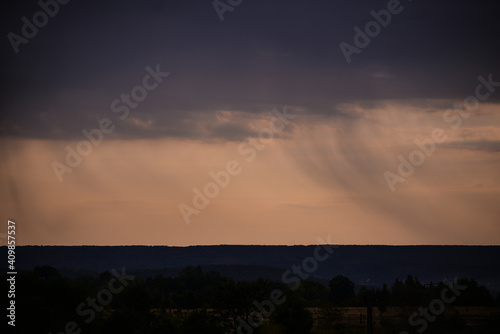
[4,264,500,334]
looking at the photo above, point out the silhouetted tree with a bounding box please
[454,278,494,306]
[272,288,313,334]
[329,275,355,306]
[376,283,391,322]
[297,280,330,306]
[34,265,60,280]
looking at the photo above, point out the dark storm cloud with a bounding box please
[1,0,499,140]
[442,140,500,153]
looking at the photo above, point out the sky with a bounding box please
[1,0,499,246]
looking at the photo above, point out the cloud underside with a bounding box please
[1,100,499,245]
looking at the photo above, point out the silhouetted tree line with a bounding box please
[4,266,499,333]
[330,274,497,307]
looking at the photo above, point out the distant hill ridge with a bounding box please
[5,245,500,293]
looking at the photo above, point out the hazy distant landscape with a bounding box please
[9,245,500,294]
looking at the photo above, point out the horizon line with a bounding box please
[3,244,500,247]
